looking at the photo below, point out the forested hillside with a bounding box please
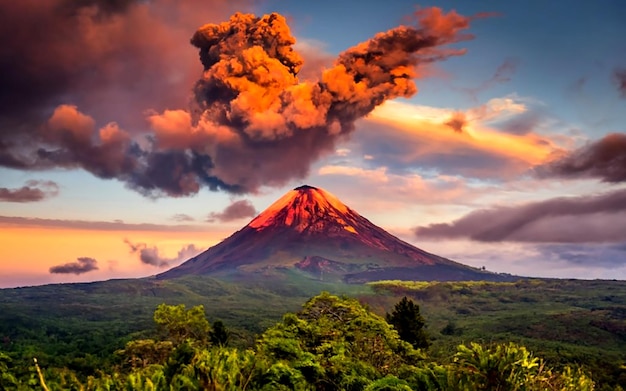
[1,278,625,389]
[0,292,609,390]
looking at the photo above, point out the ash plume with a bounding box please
[0,6,472,196]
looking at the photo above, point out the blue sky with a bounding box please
[0,0,625,287]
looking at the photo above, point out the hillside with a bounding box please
[0,276,624,387]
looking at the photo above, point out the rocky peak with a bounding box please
[247,185,358,234]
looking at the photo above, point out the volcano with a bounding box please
[158,185,507,282]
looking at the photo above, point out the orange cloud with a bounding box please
[366,100,561,176]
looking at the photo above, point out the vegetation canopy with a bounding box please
[0,293,601,390]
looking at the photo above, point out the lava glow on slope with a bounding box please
[248,185,358,234]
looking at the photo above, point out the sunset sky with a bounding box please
[1,0,625,288]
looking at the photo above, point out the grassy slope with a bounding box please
[0,275,625,385]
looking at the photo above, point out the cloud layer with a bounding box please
[0,215,204,232]
[354,98,558,180]
[414,188,626,243]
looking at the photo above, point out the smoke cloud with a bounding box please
[207,200,257,222]
[444,112,467,133]
[0,5,473,196]
[414,188,626,243]
[125,239,201,267]
[537,133,626,183]
[49,257,99,274]
[0,180,59,202]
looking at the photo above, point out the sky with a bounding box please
[1,0,625,288]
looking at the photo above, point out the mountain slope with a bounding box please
[158,185,508,282]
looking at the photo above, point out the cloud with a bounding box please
[293,38,334,81]
[318,165,390,184]
[207,199,257,222]
[460,57,519,100]
[613,67,626,98]
[414,239,626,279]
[355,98,560,180]
[443,112,467,133]
[494,109,546,135]
[537,243,626,269]
[0,215,205,232]
[49,257,99,274]
[0,180,59,202]
[316,164,491,209]
[414,188,626,243]
[537,133,626,183]
[170,213,195,222]
[0,0,247,126]
[125,239,201,267]
[0,6,474,197]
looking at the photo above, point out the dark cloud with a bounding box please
[0,0,251,197]
[207,200,257,222]
[0,6,473,197]
[0,180,59,202]
[171,213,195,222]
[444,112,467,133]
[125,239,200,267]
[537,133,626,183]
[0,0,247,127]
[0,215,204,232]
[493,109,546,135]
[49,257,98,274]
[613,67,626,98]
[414,188,626,243]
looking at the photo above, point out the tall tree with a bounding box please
[153,303,211,346]
[210,320,230,347]
[386,297,429,350]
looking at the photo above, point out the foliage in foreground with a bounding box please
[1,293,598,390]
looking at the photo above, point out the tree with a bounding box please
[209,320,230,347]
[451,342,595,391]
[0,352,20,389]
[386,297,429,349]
[116,339,174,369]
[256,292,423,390]
[153,303,211,346]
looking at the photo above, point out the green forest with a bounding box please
[0,292,610,391]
